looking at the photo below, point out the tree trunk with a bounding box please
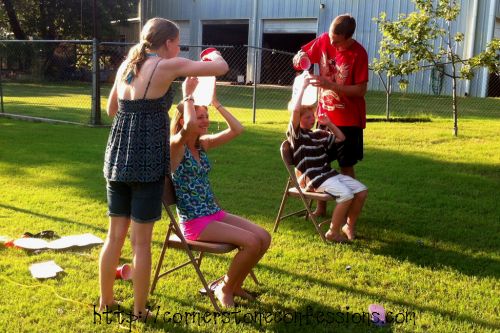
[386,75,392,120]
[450,46,458,136]
[38,0,57,40]
[452,75,458,136]
[1,0,27,40]
[447,18,459,137]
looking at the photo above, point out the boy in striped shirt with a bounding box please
[287,75,368,243]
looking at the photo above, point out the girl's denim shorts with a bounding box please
[106,177,164,223]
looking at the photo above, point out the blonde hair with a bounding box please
[171,103,208,148]
[288,100,317,117]
[122,18,179,82]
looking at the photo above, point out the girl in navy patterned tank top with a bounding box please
[170,78,271,308]
[99,18,229,319]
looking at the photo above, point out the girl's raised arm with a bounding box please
[160,51,229,83]
[170,77,199,171]
[200,87,244,151]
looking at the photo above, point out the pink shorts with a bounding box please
[181,210,227,241]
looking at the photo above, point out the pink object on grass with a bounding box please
[116,264,132,280]
[368,304,386,326]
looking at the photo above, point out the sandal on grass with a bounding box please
[213,280,236,308]
[199,275,225,296]
[23,230,60,239]
[199,276,258,301]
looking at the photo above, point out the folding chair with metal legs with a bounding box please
[274,140,337,243]
[151,177,259,312]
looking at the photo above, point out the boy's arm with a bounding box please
[309,75,367,97]
[317,113,345,143]
[288,75,310,131]
[293,34,324,67]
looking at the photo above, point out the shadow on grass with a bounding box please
[255,263,499,332]
[144,255,497,332]
[0,203,107,234]
[1,103,104,125]
[148,273,383,333]
[5,81,498,118]
[368,237,499,279]
[2,82,92,97]
[267,148,499,280]
[155,295,385,333]
[1,119,498,281]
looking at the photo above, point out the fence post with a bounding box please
[0,57,4,113]
[91,38,101,125]
[386,74,391,120]
[252,48,258,124]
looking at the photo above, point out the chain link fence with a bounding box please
[1,40,499,126]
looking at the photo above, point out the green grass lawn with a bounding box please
[1,82,499,126]
[0,116,499,332]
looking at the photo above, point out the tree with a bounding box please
[0,0,137,40]
[0,0,137,79]
[1,0,27,39]
[371,0,500,136]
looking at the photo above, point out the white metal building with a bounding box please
[140,0,500,97]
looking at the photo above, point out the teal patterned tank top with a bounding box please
[172,146,221,222]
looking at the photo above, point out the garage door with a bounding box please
[174,20,190,58]
[263,19,317,34]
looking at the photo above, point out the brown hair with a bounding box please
[171,103,208,148]
[171,102,185,137]
[330,14,356,39]
[122,18,179,82]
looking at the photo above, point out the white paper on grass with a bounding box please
[13,238,50,250]
[29,260,64,279]
[48,233,104,249]
[13,233,104,250]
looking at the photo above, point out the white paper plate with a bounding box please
[13,238,49,250]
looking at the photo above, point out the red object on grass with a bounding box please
[115,264,132,280]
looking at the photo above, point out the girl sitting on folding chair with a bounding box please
[170,77,271,308]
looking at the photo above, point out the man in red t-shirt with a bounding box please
[293,14,368,218]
